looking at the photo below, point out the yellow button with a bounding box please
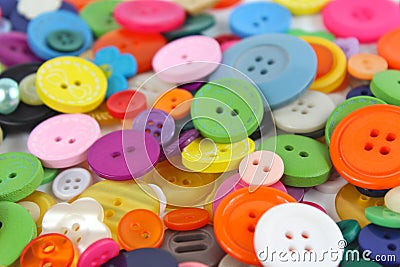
[182,137,255,173]
[273,0,331,15]
[36,56,107,113]
[301,36,347,93]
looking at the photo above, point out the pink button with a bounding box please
[77,238,120,267]
[179,262,209,267]
[322,0,400,43]
[114,0,185,33]
[152,35,222,83]
[238,150,284,186]
[28,114,100,168]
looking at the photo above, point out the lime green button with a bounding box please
[289,28,335,41]
[191,78,264,144]
[0,201,37,266]
[337,220,361,245]
[0,152,43,202]
[46,30,84,52]
[19,73,43,106]
[371,70,400,106]
[325,96,386,145]
[259,134,332,187]
[365,206,400,228]
[80,0,121,37]
[41,167,59,185]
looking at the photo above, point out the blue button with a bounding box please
[358,224,400,266]
[27,10,92,59]
[0,0,16,18]
[229,2,291,38]
[102,248,178,267]
[210,34,317,109]
[356,187,390,198]
[346,84,374,99]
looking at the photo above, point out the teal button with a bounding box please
[0,78,19,115]
[337,219,361,244]
[46,30,84,52]
[163,14,216,40]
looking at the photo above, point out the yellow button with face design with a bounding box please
[36,56,107,113]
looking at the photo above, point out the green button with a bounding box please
[46,30,84,52]
[41,167,59,185]
[0,201,37,266]
[337,219,361,245]
[19,73,43,106]
[80,0,121,37]
[191,78,264,143]
[371,70,400,106]
[365,206,400,228]
[0,152,43,202]
[325,96,386,145]
[259,134,332,187]
[163,14,216,41]
[288,28,335,41]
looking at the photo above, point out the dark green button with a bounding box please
[163,14,216,41]
[259,134,331,187]
[365,206,400,228]
[41,167,59,185]
[46,30,84,52]
[337,219,361,244]
[0,201,37,266]
[0,152,43,202]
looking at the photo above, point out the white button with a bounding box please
[41,197,111,253]
[52,167,92,201]
[19,201,41,222]
[148,183,167,216]
[273,91,335,134]
[219,254,258,267]
[254,203,343,267]
[128,71,176,107]
[385,186,400,214]
[19,73,43,106]
[314,170,348,194]
[17,0,62,19]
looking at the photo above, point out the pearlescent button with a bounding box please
[0,78,19,115]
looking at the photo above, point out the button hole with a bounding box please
[248,224,255,233]
[384,234,391,239]
[76,237,82,243]
[380,146,390,155]
[72,223,80,232]
[173,234,206,243]
[105,210,114,218]
[171,98,177,102]
[364,142,373,151]
[247,66,255,72]
[285,232,293,239]
[249,211,257,218]
[216,107,223,114]
[263,166,270,172]
[291,108,298,112]
[261,16,268,21]
[361,90,369,95]
[386,133,396,142]
[60,83,68,89]
[153,131,160,137]
[68,138,76,144]
[255,56,263,62]
[388,244,397,251]
[66,179,71,183]
[299,151,309,158]
[126,146,135,153]
[284,145,294,151]
[145,129,151,134]
[219,148,227,152]
[111,152,121,158]
[301,110,308,115]
[267,59,275,65]
[307,104,314,108]
[63,186,70,190]
[175,244,207,253]
[301,232,309,239]
[75,178,81,182]
[370,129,379,137]
[298,101,304,106]
[55,137,62,142]
[73,186,79,190]
[148,120,154,126]
[253,22,259,27]
[305,246,313,252]
[131,223,140,230]
[42,242,55,254]
[182,179,191,185]
[260,69,268,75]
[113,198,122,206]
[252,160,259,165]
[8,173,16,179]
[157,124,163,129]
[141,231,151,239]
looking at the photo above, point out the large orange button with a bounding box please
[163,208,209,231]
[378,28,400,70]
[214,187,296,266]
[330,105,400,190]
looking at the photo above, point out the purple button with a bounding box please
[159,129,199,161]
[0,32,41,67]
[180,82,205,92]
[334,37,359,59]
[132,109,175,146]
[234,179,288,192]
[285,186,305,202]
[87,130,160,181]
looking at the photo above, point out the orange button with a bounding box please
[20,233,75,267]
[378,28,400,70]
[330,105,400,190]
[64,0,96,10]
[154,88,193,120]
[310,43,334,79]
[106,90,147,120]
[163,208,209,231]
[214,187,296,266]
[348,53,388,80]
[118,209,164,251]
[213,0,241,9]
[93,29,166,73]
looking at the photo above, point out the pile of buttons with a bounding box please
[1,0,400,266]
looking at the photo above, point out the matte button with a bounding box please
[102,248,179,267]
[52,167,92,201]
[371,70,400,106]
[46,29,84,52]
[19,73,43,106]
[272,0,330,15]
[385,186,400,214]
[348,53,388,80]
[0,32,41,67]
[77,238,120,267]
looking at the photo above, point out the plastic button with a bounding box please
[77,238,120,267]
[254,203,343,267]
[378,28,400,70]
[163,14,216,41]
[102,248,179,267]
[159,129,199,162]
[106,90,147,120]
[385,186,400,213]
[346,85,374,99]
[273,90,335,134]
[28,114,101,169]
[0,32,41,67]
[330,105,400,190]
[52,167,92,201]
[371,70,400,106]
[229,2,291,38]
[348,54,388,80]
[272,0,330,15]
[174,0,217,15]
[19,73,43,106]
[337,220,361,245]
[0,77,19,115]
[211,34,317,109]
[46,30,84,52]
[355,187,389,198]
[114,0,185,33]
[118,209,164,250]
[214,187,296,265]
[365,206,400,228]
[17,0,61,19]
[154,88,193,120]
[163,208,209,231]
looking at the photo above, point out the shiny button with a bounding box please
[106,90,147,120]
[52,167,92,201]
[154,88,193,120]
[0,77,19,115]
[378,28,400,70]
[163,208,209,231]
[366,206,400,229]
[385,186,400,214]
[77,238,120,267]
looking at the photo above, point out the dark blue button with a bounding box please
[356,187,390,198]
[101,248,178,267]
[0,0,16,18]
[346,85,374,99]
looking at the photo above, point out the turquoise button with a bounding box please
[46,30,84,52]
[0,78,19,115]
[337,219,361,244]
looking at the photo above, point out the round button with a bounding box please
[337,220,361,245]
[0,201,37,266]
[371,70,400,106]
[213,0,240,9]
[229,2,291,38]
[191,78,264,143]
[77,238,120,267]
[114,0,185,33]
[36,56,107,113]
[159,129,199,162]
[154,88,193,120]
[152,35,222,83]
[52,167,92,201]
[0,32,42,67]
[346,85,374,99]
[0,152,43,202]
[106,90,147,120]
[163,208,209,231]
[87,130,160,180]
[28,114,100,168]
[0,77,19,115]
[214,187,296,265]
[385,186,400,214]
[325,96,386,145]
[330,105,400,190]
[366,206,400,228]
[322,0,400,43]
[20,233,74,267]
[17,0,62,20]
[272,0,330,15]
[356,187,389,198]
[27,10,92,59]
[239,150,284,187]
[41,168,59,185]
[132,109,175,146]
[254,203,343,267]
[210,34,317,109]
[18,201,40,222]
[348,54,388,80]
[273,90,335,134]
[118,209,164,250]
[19,73,43,106]
[163,14,216,41]
[286,186,305,202]
[378,28,400,70]
[334,37,360,59]
[102,248,179,267]
[260,134,332,187]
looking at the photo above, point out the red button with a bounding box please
[106,90,147,119]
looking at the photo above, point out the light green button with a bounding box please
[19,73,43,106]
[289,28,335,41]
[371,70,400,106]
[259,134,332,187]
[0,78,19,115]
[365,206,400,228]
